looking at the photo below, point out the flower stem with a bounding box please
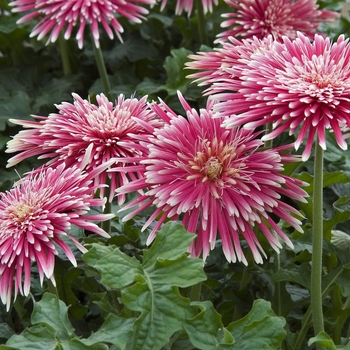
[58,34,72,76]
[311,142,325,349]
[195,0,208,46]
[92,40,111,100]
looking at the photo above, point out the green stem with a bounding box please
[311,143,325,349]
[92,40,111,99]
[58,34,72,76]
[293,265,343,350]
[195,0,207,46]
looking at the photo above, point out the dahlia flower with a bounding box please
[6,93,162,204]
[111,92,308,265]
[212,32,350,161]
[216,0,339,43]
[9,0,156,48]
[0,163,114,310]
[160,0,217,15]
[186,35,274,93]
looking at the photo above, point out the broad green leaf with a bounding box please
[123,285,195,350]
[324,196,350,234]
[31,293,75,341]
[308,332,337,350]
[82,314,135,349]
[83,244,142,289]
[83,222,207,350]
[163,48,193,95]
[0,323,15,339]
[3,325,57,350]
[226,299,286,350]
[142,221,196,267]
[0,90,32,130]
[272,263,311,291]
[183,301,234,349]
[296,171,350,195]
[60,338,108,350]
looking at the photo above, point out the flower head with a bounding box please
[111,92,308,265]
[0,163,113,310]
[186,35,274,93]
[10,0,156,48]
[216,0,339,43]
[212,33,350,161]
[6,93,162,204]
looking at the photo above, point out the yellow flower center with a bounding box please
[202,156,223,180]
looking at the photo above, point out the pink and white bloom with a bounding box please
[186,36,274,93]
[160,0,217,15]
[0,163,114,310]
[216,0,339,43]
[9,0,156,48]
[6,93,162,204]
[111,92,308,265]
[212,33,350,161]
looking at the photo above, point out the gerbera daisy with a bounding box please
[9,0,156,48]
[186,35,274,93]
[216,0,339,43]
[0,163,114,310]
[110,92,308,265]
[212,32,350,161]
[6,93,162,204]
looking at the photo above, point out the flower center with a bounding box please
[10,202,33,223]
[201,156,223,180]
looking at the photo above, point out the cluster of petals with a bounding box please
[186,35,274,93]
[0,163,114,310]
[9,0,156,48]
[160,0,217,16]
[216,0,339,42]
[209,32,350,161]
[111,92,308,265]
[6,93,162,204]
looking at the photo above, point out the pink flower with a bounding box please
[111,92,308,265]
[212,33,350,161]
[160,0,217,15]
[0,163,114,310]
[186,36,274,93]
[9,0,156,48]
[216,0,339,43]
[6,93,162,204]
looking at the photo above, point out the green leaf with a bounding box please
[226,299,286,350]
[3,325,57,350]
[0,90,32,130]
[82,314,135,348]
[163,48,193,95]
[183,301,234,349]
[83,222,207,350]
[123,284,195,350]
[31,293,75,341]
[83,244,142,289]
[308,331,337,350]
